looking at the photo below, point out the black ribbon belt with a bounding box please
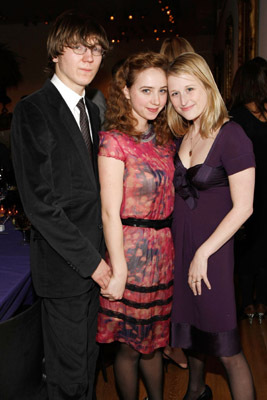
[121,216,172,230]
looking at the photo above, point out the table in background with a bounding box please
[0,221,44,399]
[0,220,33,322]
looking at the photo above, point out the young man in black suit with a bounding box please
[11,10,111,400]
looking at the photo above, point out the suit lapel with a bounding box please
[85,98,100,178]
[62,105,98,189]
[44,80,98,189]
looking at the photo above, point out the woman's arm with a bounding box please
[189,166,255,295]
[98,155,128,300]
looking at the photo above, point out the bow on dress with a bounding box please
[173,155,199,210]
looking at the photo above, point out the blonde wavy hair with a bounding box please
[167,52,228,138]
[104,52,172,145]
[160,36,194,62]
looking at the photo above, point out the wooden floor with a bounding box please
[95,317,267,400]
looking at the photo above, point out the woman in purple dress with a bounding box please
[167,52,255,400]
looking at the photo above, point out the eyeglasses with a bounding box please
[70,44,105,56]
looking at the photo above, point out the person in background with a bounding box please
[230,57,267,324]
[86,87,106,127]
[160,36,194,62]
[11,10,111,400]
[86,59,127,128]
[96,52,175,400]
[159,35,195,370]
[167,52,255,400]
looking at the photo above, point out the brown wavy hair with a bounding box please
[104,52,172,145]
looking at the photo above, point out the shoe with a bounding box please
[246,313,255,325]
[163,349,188,370]
[257,312,264,324]
[256,304,266,324]
[183,385,212,400]
[244,305,256,325]
[197,385,212,400]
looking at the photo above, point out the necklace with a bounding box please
[189,133,201,157]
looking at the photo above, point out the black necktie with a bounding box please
[77,99,93,159]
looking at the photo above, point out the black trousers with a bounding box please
[236,231,267,308]
[42,283,100,400]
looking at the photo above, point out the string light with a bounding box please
[107,4,175,46]
[68,2,176,45]
[160,2,175,26]
[8,1,177,41]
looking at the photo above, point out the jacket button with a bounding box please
[98,223,103,229]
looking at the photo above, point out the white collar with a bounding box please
[51,74,86,112]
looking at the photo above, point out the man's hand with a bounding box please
[91,259,112,289]
[100,272,127,301]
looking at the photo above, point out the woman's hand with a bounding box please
[188,250,211,295]
[98,155,128,301]
[100,273,127,301]
[187,167,255,296]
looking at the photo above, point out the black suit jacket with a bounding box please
[11,79,105,298]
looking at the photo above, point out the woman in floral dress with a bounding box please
[96,52,175,400]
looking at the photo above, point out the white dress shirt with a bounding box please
[51,74,93,141]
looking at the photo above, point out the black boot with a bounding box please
[197,385,212,400]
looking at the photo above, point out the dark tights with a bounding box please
[113,343,163,400]
[184,351,255,400]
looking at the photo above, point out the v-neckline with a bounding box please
[177,121,230,171]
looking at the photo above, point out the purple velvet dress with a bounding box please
[171,121,255,356]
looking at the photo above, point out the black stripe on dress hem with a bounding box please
[99,308,171,325]
[120,295,173,309]
[125,279,174,293]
